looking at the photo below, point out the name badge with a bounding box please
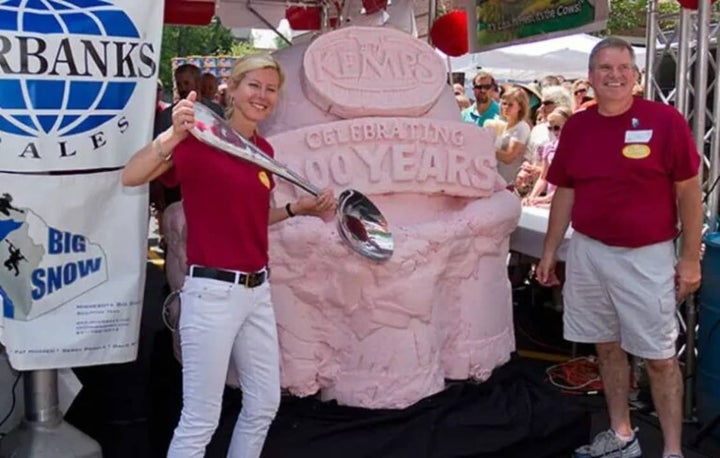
[625,129,653,143]
[623,144,651,159]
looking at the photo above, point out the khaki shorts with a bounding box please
[563,232,679,360]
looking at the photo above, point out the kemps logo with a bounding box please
[302,26,447,118]
[0,0,157,159]
[0,192,108,321]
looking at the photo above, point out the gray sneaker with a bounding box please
[573,429,642,458]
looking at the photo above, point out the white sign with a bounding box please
[0,0,163,172]
[0,171,148,370]
[0,0,162,369]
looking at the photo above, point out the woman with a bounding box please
[522,106,570,207]
[491,86,532,186]
[570,79,590,112]
[122,54,334,458]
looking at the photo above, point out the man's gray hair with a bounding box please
[541,85,572,108]
[588,36,636,71]
[473,70,496,86]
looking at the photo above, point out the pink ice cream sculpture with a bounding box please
[262,26,521,409]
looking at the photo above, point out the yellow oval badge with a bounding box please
[258,171,270,189]
[622,144,651,159]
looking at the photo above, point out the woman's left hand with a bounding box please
[293,188,336,217]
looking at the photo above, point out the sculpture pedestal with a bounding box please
[0,370,101,458]
[270,191,521,409]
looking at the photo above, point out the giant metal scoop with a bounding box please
[188,102,394,262]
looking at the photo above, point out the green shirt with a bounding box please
[461,101,500,127]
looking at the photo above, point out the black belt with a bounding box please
[189,266,267,288]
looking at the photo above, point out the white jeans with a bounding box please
[167,274,281,458]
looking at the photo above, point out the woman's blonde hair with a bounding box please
[571,79,589,94]
[548,106,571,123]
[501,86,530,121]
[225,53,286,119]
[570,79,590,110]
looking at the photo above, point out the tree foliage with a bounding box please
[274,35,291,50]
[230,40,258,57]
[158,18,239,87]
[606,0,680,35]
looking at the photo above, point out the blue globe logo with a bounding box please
[0,0,141,137]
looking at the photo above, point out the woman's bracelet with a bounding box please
[285,202,296,218]
[154,137,172,162]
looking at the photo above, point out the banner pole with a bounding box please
[0,370,102,458]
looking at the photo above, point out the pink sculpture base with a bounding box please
[269,191,520,409]
[261,24,521,409]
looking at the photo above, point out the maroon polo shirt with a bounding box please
[160,133,275,272]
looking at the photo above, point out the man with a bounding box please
[537,37,702,458]
[154,64,224,206]
[217,83,228,108]
[200,72,219,102]
[154,80,169,136]
[154,64,223,138]
[461,71,500,127]
[539,74,562,88]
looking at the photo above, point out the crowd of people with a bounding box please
[456,65,646,206]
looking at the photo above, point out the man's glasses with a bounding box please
[549,125,563,132]
[474,84,493,90]
[574,88,587,95]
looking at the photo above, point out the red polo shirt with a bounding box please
[547,98,700,248]
[159,133,275,272]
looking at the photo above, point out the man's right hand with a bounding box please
[536,253,560,286]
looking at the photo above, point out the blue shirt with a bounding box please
[461,101,500,127]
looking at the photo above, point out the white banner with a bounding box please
[0,0,163,172]
[0,170,148,370]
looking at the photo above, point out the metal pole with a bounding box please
[0,370,102,458]
[683,0,712,421]
[428,0,436,44]
[23,370,60,424]
[644,0,658,101]
[684,295,698,421]
[708,21,720,231]
[246,0,292,47]
[320,1,329,32]
[676,9,692,115]
[693,2,710,152]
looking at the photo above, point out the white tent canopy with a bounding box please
[441,34,647,83]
